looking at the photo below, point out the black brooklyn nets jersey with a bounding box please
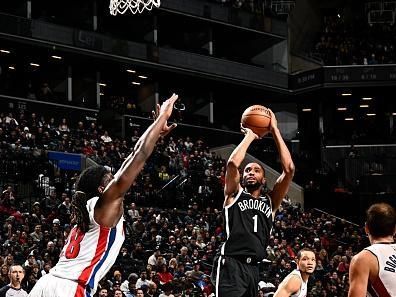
[222,188,273,260]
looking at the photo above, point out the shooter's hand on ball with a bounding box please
[240,124,260,140]
[267,109,278,134]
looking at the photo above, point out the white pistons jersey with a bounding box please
[365,243,396,297]
[50,196,125,296]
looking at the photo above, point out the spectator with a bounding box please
[148,247,162,267]
[128,203,140,220]
[136,289,145,297]
[38,83,53,101]
[42,241,59,265]
[124,281,136,297]
[58,118,69,133]
[97,287,109,297]
[40,190,59,215]
[136,270,150,289]
[158,283,174,297]
[114,288,125,297]
[0,265,9,288]
[57,193,71,224]
[132,217,145,236]
[157,264,173,285]
[176,247,191,266]
[101,131,112,144]
[112,270,123,287]
[173,263,186,280]
[40,263,51,277]
[145,282,159,297]
[29,225,42,244]
[186,261,204,283]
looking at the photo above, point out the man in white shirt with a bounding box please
[135,270,151,289]
[128,202,140,220]
[100,131,112,143]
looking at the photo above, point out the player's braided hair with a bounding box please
[72,165,109,233]
[71,191,90,233]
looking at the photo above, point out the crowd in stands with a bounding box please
[311,15,396,65]
[0,107,370,296]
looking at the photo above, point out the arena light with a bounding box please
[359,104,369,108]
[302,108,312,112]
[0,49,10,54]
[132,81,141,85]
[51,55,62,60]
[345,117,354,121]
[362,97,372,100]
[337,107,347,111]
[100,92,104,96]
[367,113,376,116]
[126,69,136,73]
[99,83,107,87]
[30,63,40,67]
[8,66,15,70]
[341,93,352,96]
[138,75,148,79]
[393,112,396,116]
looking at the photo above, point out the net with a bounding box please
[109,0,161,15]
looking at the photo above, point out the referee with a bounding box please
[0,264,28,297]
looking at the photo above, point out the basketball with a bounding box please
[241,105,272,137]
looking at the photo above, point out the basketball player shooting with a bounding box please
[348,203,396,297]
[213,108,295,297]
[28,94,179,297]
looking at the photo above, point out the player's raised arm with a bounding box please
[267,109,295,213]
[96,94,179,227]
[224,127,258,206]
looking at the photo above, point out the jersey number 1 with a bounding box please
[65,227,85,259]
[252,215,258,233]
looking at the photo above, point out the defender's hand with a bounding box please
[152,93,178,136]
[160,93,178,119]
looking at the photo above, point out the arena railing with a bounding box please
[0,13,288,90]
[322,144,396,189]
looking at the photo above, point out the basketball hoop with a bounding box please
[109,0,160,15]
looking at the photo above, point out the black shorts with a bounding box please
[211,254,259,297]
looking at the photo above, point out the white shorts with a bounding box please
[28,274,85,297]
